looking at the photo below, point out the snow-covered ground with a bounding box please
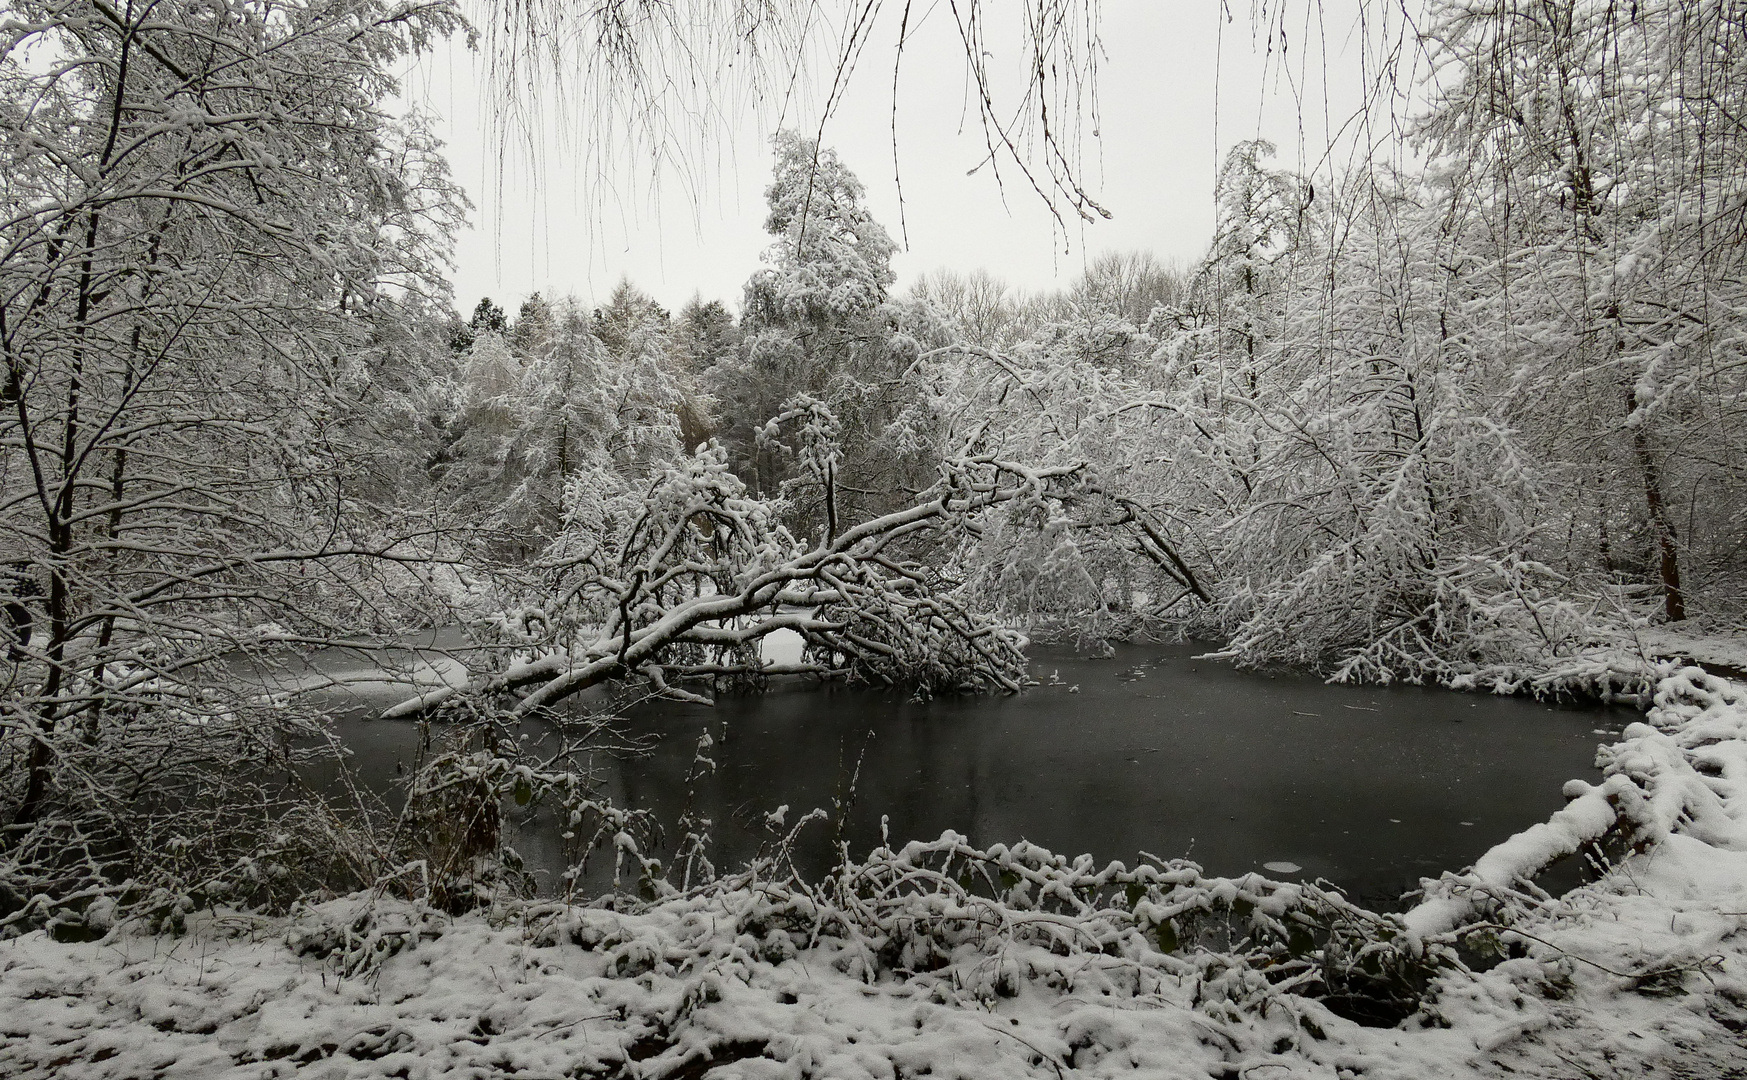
[1639,625,1747,676]
[4,668,1746,1078]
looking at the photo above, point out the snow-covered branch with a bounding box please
[387,445,1085,718]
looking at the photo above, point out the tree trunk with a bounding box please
[824,457,838,543]
[1628,391,1686,622]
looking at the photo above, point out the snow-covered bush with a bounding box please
[0,700,386,938]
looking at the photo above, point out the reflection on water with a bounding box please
[317,641,1630,909]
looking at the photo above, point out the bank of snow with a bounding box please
[4,669,1747,1078]
[1639,624,1747,678]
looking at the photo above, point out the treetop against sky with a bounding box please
[401,0,1392,313]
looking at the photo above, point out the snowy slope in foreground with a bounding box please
[4,670,1747,1078]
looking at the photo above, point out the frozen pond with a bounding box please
[315,640,1629,908]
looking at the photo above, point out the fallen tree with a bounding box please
[386,445,1087,719]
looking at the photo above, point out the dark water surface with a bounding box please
[328,641,1630,908]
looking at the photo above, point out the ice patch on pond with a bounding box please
[1262,860,1302,874]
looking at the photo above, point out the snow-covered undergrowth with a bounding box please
[4,669,1747,1078]
[1204,557,1701,707]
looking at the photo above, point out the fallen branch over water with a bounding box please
[386,447,1086,718]
[1403,666,1747,943]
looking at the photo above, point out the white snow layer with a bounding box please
[5,668,1747,1078]
[1639,625,1747,675]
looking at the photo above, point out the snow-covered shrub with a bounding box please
[0,701,385,938]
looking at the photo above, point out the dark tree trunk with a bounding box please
[1628,391,1686,622]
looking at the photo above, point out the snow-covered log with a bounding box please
[1401,777,1629,943]
[1403,666,1747,944]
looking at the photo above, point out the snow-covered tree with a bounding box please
[674,296,741,372]
[743,132,896,330]
[1169,141,1314,394]
[712,133,936,541]
[440,294,693,556]
[593,281,712,452]
[1415,0,1747,621]
[907,269,1030,349]
[0,0,464,917]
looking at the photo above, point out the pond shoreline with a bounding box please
[4,666,1744,1079]
[315,639,1630,912]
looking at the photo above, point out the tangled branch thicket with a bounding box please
[390,445,1088,719]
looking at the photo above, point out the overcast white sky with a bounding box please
[400,0,1393,316]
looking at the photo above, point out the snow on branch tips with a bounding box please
[385,444,1087,719]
